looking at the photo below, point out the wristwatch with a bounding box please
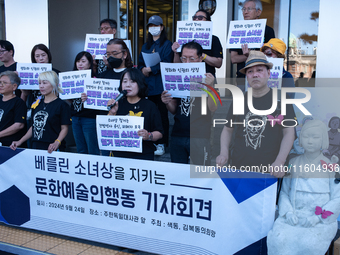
[148,132,153,141]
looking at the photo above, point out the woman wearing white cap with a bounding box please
[138,15,173,156]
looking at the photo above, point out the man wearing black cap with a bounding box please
[216,50,295,179]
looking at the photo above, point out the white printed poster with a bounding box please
[84,34,113,59]
[160,62,207,98]
[97,115,144,153]
[59,70,91,100]
[17,63,52,90]
[176,21,213,52]
[83,78,120,111]
[227,19,267,49]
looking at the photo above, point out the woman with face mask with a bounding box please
[97,39,133,80]
[138,15,173,156]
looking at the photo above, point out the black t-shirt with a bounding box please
[112,97,163,158]
[0,62,17,73]
[97,68,125,80]
[71,98,99,118]
[96,59,107,76]
[0,96,26,145]
[0,62,21,97]
[31,97,71,144]
[230,25,275,78]
[172,97,211,139]
[226,89,296,168]
[203,35,223,76]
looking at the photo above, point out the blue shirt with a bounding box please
[138,38,173,96]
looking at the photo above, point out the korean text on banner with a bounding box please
[59,70,91,100]
[0,147,277,254]
[84,78,120,111]
[84,34,113,60]
[17,63,52,90]
[97,115,144,153]
[226,19,267,49]
[176,21,213,52]
[160,62,207,98]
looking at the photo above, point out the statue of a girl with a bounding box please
[267,120,340,255]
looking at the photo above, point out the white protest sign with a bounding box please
[59,70,91,100]
[84,78,120,111]
[84,34,113,59]
[160,62,207,98]
[97,115,144,153]
[17,63,52,90]
[176,21,213,52]
[142,52,161,67]
[227,19,267,49]
[245,57,283,90]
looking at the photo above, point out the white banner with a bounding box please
[0,147,277,254]
[59,70,91,100]
[227,19,267,49]
[97,115,144,153]
[160,62,207,98]
[176,21,213,51]
[84,34,113,59]
[17,63,52,90]
[84,34,133,60]
[83,78,120,111]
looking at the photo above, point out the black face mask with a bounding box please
[107,56,123,69]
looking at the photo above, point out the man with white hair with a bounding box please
[230,0,275,89]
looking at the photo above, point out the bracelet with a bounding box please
[55,139,61,145]
[148,132,153,141]
[202,54,207,61]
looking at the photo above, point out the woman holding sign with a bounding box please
[11,71,71,153]
[138,15,173,156]
[21,44,60,104]
[107,68,163,160]
[71,51,100,155]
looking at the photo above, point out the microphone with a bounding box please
[107,90,128,111]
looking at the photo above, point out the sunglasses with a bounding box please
[192,15,207,21]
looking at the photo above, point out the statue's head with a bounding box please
[299,119,329,153]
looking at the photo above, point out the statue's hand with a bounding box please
[301,215,320,228]
[285,212,298,226]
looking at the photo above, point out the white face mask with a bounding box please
[149,26,161,36]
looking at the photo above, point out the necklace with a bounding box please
[42,96,57,110]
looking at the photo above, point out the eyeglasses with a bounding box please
[98,26,113,32]
[242,7,257,12]
[192,15,207,21]
[180,56,200,63]
[104,51,123,58]
[0,50,8,55]
[264,51,273,57]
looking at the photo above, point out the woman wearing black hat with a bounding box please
[138,15,173,156]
